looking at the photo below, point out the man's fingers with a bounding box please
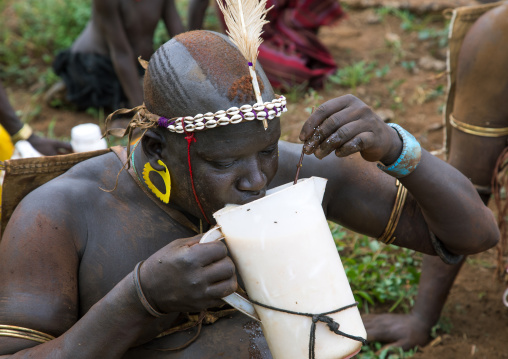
[299,95,354,141]
[205,276,238,299]
[179,234,204,247]
[188,241,229,266]
[311,120,371,159]
[204,257,236,284]
[334,132,375,158]
[302,107,358,155]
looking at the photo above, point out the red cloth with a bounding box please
[217,0,344,89]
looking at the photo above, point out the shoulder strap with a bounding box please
[110,146,199,234]
[1,148,112,235]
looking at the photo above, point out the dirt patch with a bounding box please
[414,250,508,358]
[279,5,448,153]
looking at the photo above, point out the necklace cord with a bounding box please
[183,129,211,224]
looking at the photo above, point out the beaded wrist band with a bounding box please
[133,261,166,318]
[11,124,33,144]
[377,123,422,178]
[157,95,287,133]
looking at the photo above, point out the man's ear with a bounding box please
[141,130,165,171]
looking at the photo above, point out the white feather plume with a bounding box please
[216,0,272,70]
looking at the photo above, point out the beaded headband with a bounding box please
[157,95,287,133]
[104,94,287,140]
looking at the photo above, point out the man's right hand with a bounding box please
[140,234,237,314]
[28,134,73,155]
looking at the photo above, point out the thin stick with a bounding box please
[294,106,315,185]
[293,149,305,185]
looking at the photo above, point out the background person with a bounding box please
[364,3,508,350]
[47,0,184,111]
[0,81,72,157]
[190,0,344,89]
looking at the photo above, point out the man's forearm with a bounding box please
[0,84,23,136]
[0,273,155,359]
[399,150,499,254]
[111,54,144,108]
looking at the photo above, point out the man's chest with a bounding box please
[77,206,196,312]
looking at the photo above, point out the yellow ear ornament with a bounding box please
[142,160,171,204]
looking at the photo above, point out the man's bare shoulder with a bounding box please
[6,152,125,227]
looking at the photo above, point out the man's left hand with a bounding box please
[299,94,402,165]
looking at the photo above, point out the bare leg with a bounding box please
[188,0,210,30]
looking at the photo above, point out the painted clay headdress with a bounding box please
[104,1,286,224]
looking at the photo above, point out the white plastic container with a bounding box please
[202,177,366,359]
[11,140,43,159]
[70,123,107,152]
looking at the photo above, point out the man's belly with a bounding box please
[124,311,272,359]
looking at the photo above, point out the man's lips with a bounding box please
[235,188,268,206]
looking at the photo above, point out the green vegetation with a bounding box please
[0,0,221,87]
[329,61,376,90]
[418,27,449,48]
[328,61,389,93]
[0,0,91,86]
[283,80,310,103]
[387,79,405,111]
[375,7,442,35]
[331,223,422,358]
[331,224,421,313]
[401,61,416,73]
[373,5,449,90]
[360,343,417,359]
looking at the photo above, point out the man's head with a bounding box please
[140,31,282,221]
[143,30,275,117]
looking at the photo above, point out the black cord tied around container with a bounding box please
[249,299,367,359]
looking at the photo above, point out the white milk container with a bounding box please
[201,177,366,359]
[70,123,107,152]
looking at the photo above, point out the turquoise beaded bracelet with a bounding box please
[377,123,422,178]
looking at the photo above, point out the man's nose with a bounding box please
[236,158,267,193]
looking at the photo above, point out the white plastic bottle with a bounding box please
[70,123,108,152]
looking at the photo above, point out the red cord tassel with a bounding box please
[184,130,211,224]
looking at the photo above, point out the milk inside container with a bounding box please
[201,177,366,359]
